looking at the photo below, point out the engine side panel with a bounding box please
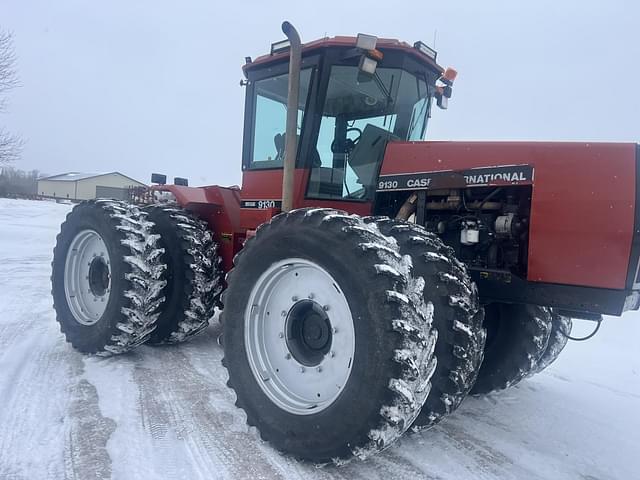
[380,141,637,290]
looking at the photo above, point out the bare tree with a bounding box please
[0,166,41,197]
[0,29,22,165]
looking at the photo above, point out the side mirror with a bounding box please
[435,67,457,110]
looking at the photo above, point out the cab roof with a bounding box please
[243,36,444,75]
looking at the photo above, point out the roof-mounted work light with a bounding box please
[356,33,377,51]
[174,177,189,186]
[413,41,437,61]
[270,39,291,55]
[151,173,167,185]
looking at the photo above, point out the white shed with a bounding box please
[37,172,146,201]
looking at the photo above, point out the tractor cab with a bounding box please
[240,34,451,211]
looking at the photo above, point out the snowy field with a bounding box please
[0,197,638,480]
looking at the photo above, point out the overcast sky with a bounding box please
[2,0,639,186]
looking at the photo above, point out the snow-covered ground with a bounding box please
[0,197,638,480]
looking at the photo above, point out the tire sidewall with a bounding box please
[52,203,130,351]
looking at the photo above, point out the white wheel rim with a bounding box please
[244,258,356,415]
[64,230,112,326]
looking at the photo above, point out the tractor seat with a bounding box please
[274,133,321,167]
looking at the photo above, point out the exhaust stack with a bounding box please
[281,21,302,212]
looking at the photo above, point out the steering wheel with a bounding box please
[346,127,362,146]
[331,127,363,154]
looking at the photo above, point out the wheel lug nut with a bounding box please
[300,367,305,373]
[278,332,284,338]
[281,310,287,317]
[292,296,298,302]
[323,305,330,311]
[308,293,314,299]
[285,353,291,360]
[316,366,322,373]
[330,351,335,358]
[332,327,338,334]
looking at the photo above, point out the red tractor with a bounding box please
[51,22,640,463]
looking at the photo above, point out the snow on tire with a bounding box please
[51,199,166,354]
[221,208,437,464]
[369,218,486,430]
[471,303,552,394]
[531,311,572,375]
[145,205,222,344]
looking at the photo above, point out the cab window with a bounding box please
[307,65,430,200]
[249,69,312,169]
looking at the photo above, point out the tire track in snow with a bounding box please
[63,371,116,480]
[132,330,285,480]
[0,311,114,480]
[127,326,375,480]
[430,421,516,478]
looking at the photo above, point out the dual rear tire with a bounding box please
[471,304,572,394]
[52,199,167,354]
[52,201,221,354]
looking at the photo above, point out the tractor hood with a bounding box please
[378,140,640,298]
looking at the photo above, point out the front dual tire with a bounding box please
[222,208,439,463]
